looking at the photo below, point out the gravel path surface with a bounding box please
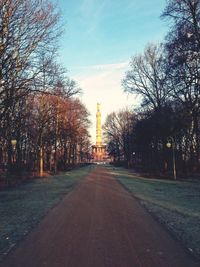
[1,167,199,267]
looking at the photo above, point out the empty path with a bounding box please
[1,166,199,267]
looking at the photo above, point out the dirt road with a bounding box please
[1,166,199,267]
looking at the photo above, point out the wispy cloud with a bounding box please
[72,61,129,74]
[78,0,106,36]
[75,61,129,91]
[86,61,129,71]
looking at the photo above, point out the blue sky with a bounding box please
[58,0,168,142]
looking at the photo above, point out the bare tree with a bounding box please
[0,0,61,117]
[122,43,171,111]
[103,109,135,167]
[162,0,200,170]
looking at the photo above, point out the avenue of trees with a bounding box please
[0,0,91,184]
[104,0,200,178]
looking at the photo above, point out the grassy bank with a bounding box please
[110,166,200,259]
[0,166,92,259]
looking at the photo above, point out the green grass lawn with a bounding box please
[0,166,92,259]
[110,166,200,259]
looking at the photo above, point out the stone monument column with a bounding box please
[92,103,107,162]
[96,103,102,146]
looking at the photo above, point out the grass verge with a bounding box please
[110,166,200,259]
[0,165,92,259]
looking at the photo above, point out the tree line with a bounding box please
[104,0,200,178]
[0,0,91,184]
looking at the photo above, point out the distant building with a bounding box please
[92,103,108,163]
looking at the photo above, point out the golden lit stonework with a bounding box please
[92,103,107,162]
